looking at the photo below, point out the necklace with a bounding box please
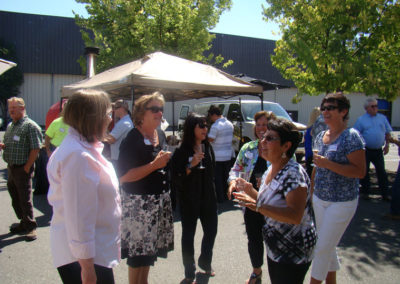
[138,127,157,145]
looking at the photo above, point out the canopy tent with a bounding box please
[0,58,17,75]
[61,52,263,101]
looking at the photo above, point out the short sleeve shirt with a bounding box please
[353,113,392,149]
[257,159,316,264]
[109,114,133,160]
[208,117,233,161]
[3,116,43,165]
[45,117,69,147]
[313,128,365,202]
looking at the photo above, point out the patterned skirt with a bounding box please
[121,190,174,262]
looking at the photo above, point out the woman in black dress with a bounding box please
[118,91,174,284]
[171,113,217,284]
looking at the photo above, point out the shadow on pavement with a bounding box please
[33,194,52,228]
[339,170,400,281]
[0,232,26,249]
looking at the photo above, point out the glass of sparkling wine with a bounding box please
[234,172,250,207]
[198,144,205,169]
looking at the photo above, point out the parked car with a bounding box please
[178,100,306,157]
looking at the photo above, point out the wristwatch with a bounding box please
[186,162,193,170]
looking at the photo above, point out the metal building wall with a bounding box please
[19,73,84,127]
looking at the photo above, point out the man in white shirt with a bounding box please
[208,105,234,203]
[104,100,133,169]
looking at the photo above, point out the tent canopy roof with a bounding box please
[61,52,263,101]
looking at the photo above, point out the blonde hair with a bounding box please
[8,97,25,107]
[63,89,111,143]
[132,91,165,126]
[307,107,321,128]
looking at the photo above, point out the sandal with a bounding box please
[246,271,262,284]
[199,268,216,277]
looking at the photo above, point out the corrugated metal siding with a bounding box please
[0,11,85,75]
[19,73,84,126]
[209,33,294,87]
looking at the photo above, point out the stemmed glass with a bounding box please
[233,171,250,207]
[198,144,206,170]
[159,144,172,174]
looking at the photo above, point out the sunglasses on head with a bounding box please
[198,122,208,129]
[321,105,338,111]
[146,106,164,113]
[263,135,280,142]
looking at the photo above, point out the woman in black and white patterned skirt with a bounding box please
[233,118,316,284]
[118,91,174,284]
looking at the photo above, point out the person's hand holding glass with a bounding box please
[232,172,250,207]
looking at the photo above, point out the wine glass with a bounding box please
[159,144,171,174]
[198,144,205,170]
[233,171,250,207]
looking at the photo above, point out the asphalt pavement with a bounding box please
[0,132,399,284]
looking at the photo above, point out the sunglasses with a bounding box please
[198,123,208,129]
[146,106,164,113]
[263,135,280,142]
[321,105,338,111]
[369,104,378,108]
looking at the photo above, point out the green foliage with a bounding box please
[263,0,400,100]
[0,38,24,126]
[74,0,232,72]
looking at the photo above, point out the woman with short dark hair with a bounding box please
[47,89,121,284]
[227,110,276,284]
[234,117,316,284]
[171,113,217,284]
[310,92,365,284]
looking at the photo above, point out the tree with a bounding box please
[0,39,24,128]
[74,0,232,72]
[263,0,400,101]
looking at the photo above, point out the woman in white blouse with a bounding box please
[47,89,121,284]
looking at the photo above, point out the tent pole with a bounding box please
[172,95,175,137]
[130,87,135,107]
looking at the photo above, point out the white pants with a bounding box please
[311,194,358,281]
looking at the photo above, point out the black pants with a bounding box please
[180,201,218,279]
[267,257,311,284]
[214,161,231,202]
[57,262,115,284]
[360,148,389,197]
[7,165,37,231]
[244,207,265,268]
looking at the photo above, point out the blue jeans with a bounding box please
[390,162,400,215]
[360,148,389,197]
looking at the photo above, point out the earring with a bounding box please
[281,152,287,159]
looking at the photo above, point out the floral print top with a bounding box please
[313,128,365,202]
[228,140,269,183]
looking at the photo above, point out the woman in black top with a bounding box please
[171,113,217,284]
[118,92,174,284]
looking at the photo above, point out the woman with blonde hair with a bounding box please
[47,89,121,283]
[118,91,174,284]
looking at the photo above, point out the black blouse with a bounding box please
[170,142,216,205]
[117,128,168,195]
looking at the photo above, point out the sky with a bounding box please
[0,0,281,40]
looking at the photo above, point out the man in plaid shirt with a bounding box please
[0,97,42,241]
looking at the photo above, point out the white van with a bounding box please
[178,100,306,155]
